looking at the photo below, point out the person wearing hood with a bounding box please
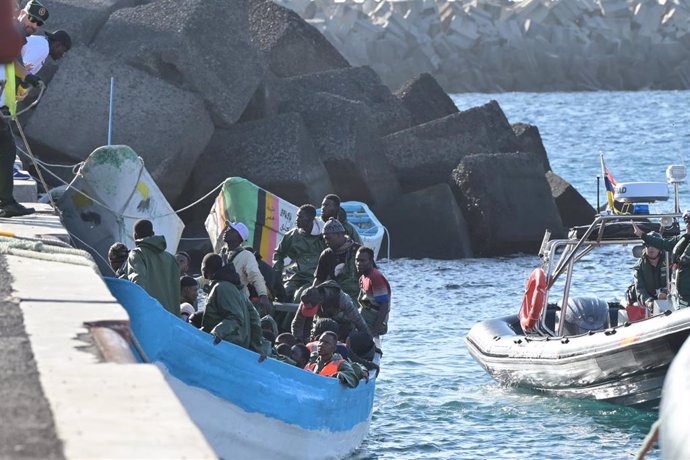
[314,218,361,302]
[126,219,180,317]
[633,231,668,310]
[292,280,370,342]
[634,217,690,308]
[273,204,326,302]
[200,253,263,353]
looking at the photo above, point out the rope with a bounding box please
[68,232,117,276]
[16,146,82,169]
[14,119,59,215]
[0,81,46,120]
[0,235,98,270]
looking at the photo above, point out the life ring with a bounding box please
[519,268,548,332]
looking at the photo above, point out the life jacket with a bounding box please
[305,356,343,377]
[2,62,17,119]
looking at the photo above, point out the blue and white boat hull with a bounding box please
[105,278,376,459]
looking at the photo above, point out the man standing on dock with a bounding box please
[126,219,180,317]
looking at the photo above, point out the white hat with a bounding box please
[226,221,249,241]
[180,303,195,320]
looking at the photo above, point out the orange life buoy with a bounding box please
[519,268,548,332]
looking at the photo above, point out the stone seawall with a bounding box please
[276,0,690,92]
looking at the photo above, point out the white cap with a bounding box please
[226,221,249,241]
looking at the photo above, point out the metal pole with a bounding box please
[596,175,600,213]
[108,77,114,146]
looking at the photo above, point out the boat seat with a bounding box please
[556,297,610,336]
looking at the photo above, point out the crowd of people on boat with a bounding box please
[1,1,71,217]
[107,194,390,388]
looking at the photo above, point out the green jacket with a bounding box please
[642,233,690,304]
[272,228,326,284]
[127,235,180,317]
[202,265,263,352]
[634,255,667,304]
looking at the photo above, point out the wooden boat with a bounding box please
[466,175,690,408]
[105,277,377,459]
[205,177,386,260]
[58,145,184,274]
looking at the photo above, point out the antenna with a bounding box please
[108,77,114,145]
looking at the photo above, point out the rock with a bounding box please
[384,100,520,192]
[248,0,350,78]
[92,0,265,127]
[395,72,459,126]
[186,113,332,220]
[24,47,214,203]
[279,91,401,206]
[375,183,473,259]
[512,123,551,172]
[546,171,596,229]
[274,66,411,136]
[38,0,143,47]
[451,152,565,256]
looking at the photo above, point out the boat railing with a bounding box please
[539,211,681,337]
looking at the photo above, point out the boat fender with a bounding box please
[518,268,548,332]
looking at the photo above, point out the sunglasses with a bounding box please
[28,17,44,26]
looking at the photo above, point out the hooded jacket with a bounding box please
[202,264,263,352]
[127,235,180,317]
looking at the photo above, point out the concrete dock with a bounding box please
[0,203,216,459]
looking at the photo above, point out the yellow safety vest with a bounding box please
[3,62,17,120]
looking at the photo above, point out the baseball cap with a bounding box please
[45,30,72,50]
[180,275,198,288]
[225,221,249,241]
[25,0,49,23]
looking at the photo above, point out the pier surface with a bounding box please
[0,204,215,459]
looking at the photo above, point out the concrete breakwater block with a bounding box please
[384,100,520,192]
[189,112,332,214]
[451,152,565,257]
[24,47,214,204]
[395,73,459,127]
[546,171,596,229]
[93,0,265,127]
[375,183,472,259]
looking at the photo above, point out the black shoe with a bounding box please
[0,202,35,218]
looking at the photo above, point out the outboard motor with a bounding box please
[562,297,609,336]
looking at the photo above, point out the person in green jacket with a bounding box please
[633,232,668,310]
[634,218,690,308]
[200,253,263,353]
[126,220,180,317]
[320,194,362,245]
[273,204,326,302]
[314,218,361,302]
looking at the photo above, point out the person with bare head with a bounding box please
[355,246,391,337]
[273,204,326,302]
[176,251,191,276]
[304,331,360,387]
[126,219,180,317]
[108,242,129,277]
[320,194,361,244]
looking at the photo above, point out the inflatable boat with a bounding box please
[467,172,690,408]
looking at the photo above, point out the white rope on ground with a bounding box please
[0,236,99,270]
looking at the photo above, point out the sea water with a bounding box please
[352,91,690,459]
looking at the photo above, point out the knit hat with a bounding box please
[323,217,345,235]
[180,275,198,288]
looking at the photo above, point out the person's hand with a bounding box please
[258,295,271,316]
[632,222,643,237]
[23,74,42,88]
[258,351,267,363]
